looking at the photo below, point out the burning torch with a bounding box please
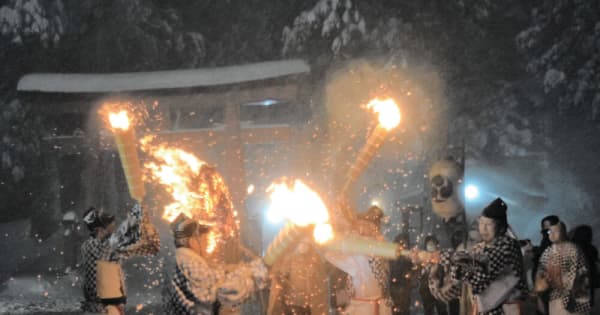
[263,223,313,265]
[262,179,334,266]
[261,179,436,264]
[108,110,145,202]
[339,98,401,220]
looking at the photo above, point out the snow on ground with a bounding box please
[0,274,81,314]
[0,270,162,315]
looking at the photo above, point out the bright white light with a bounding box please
[465,185,480,200]
[262,99,277,106]
[371,200,380,207]
[266,207,284,224]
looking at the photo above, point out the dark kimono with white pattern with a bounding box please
[537,242,591,315]
[429,251,463,303]
[163,247,268,315]
[439,235,527,315]
[80,203,160,312]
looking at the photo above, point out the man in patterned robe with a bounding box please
[419,235,449,315]
[438,198,527,315]
[535,221,591,315]
[162,215,268,315]
[429,221,481,315]
[533,215,560,315]
[80,203,160,314]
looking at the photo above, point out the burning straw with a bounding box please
[263,179,334,265]
[142,140,238,255]
[339,98,400,220]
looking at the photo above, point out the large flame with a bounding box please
[108,110,131,130]
[267,179,333,244]
[145,145,207,223]
[366,98,401,130]
[143,139,238,254]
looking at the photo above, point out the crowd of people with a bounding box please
[391,200,599,315]
[78,198,598,315]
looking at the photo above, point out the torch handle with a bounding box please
[320,235,440,263]
[114,129,145,202]
[263,224,310,266]
[322,234,398,259]
[397,248,441,264]
[338,125,387,220]
[341,125,387,194]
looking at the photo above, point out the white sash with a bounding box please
[474,267,519,313]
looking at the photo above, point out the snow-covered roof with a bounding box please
[17,59,310,93]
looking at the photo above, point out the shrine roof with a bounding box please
[17,59,309,93]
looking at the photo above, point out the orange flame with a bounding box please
[366,98,401,130]
[108,110,131,130]
[267,179,333,244]
[206,230,218,254]
[142,140,238,254]
[145,145,207,223]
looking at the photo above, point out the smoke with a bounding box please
[290,58,446,220]
[465,157,599,244]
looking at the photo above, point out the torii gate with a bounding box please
[17,59,310,255]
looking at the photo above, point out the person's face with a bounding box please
[296,242,310,254]
[426,241,438,252]
[479,216,497,243]
[356,220,379,238]
[548,224,563,243]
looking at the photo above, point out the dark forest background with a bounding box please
[1,0,599,241]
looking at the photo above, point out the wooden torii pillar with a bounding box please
[226,100,288,256]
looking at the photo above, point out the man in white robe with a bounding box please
[323,206,393,315]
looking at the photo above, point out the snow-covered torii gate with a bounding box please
[17,59,310,254]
